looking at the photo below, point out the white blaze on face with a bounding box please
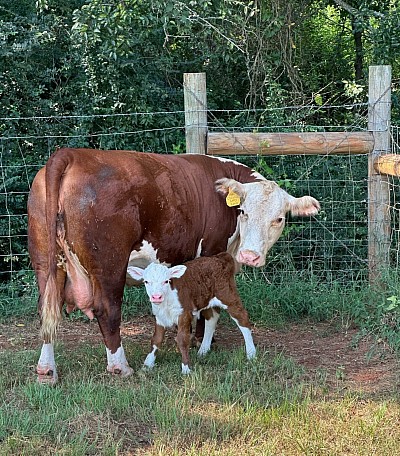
[216,178,320,268]
[236,182,287,267]
[127,263,187,304]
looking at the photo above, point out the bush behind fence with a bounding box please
[2,104,400,302]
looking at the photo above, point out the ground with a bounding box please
[1,316,398,395]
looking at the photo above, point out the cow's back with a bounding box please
[28,148,260,302]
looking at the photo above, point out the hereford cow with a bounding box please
[28,147,320,384]
[128,253,256,374]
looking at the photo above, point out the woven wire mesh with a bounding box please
[0,104,378,298]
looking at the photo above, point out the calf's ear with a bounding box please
[169,265,187,279]
[127,266,145,281]
[288,195,320,217]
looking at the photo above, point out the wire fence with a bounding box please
[1,103,399,298]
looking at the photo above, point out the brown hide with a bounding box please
[28,148,261,345]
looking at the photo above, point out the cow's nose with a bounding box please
[151,294,164,303]
[239,250,261,267]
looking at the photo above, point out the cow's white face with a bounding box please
[127,263,186,304]
[216,178,320,267]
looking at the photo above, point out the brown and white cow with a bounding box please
[28,147,320,384]
[128,252,256,374]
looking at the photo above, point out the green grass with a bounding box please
[1,267,400,453]
[0,340,399,455]
[2,266,400,349]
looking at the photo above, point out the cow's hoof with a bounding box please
[37,367,58,385]
[107,365,133,377]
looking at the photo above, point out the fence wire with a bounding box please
[0,103,387,298]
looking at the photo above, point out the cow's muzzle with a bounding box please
[238,250,263,267]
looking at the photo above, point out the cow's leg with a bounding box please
[176,313,193,374]
[36,266,65,385]
[143,323,165,369]
[197,308,220,356]
[96,301,133,377]
[226,301,256,359]
[37,343,58,385]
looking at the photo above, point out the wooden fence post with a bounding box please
[368,65,392,284]
[183,73,207,154]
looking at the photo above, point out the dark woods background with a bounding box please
[1,0,400,283]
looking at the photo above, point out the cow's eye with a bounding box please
[164,280,170,285]
[275,217,284,224]
[144,280,149,285]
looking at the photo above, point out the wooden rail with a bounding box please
[207,131,374,156]
[183,66,393,285]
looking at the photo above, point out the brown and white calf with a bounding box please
[128,252,256,374]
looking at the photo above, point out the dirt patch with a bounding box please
[1,316,398,395]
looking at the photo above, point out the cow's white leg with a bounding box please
[37,343,58,385]
[106,345,133,377]
[231,317,256,359]
[181,363,191,375]
[143,344,158,369]
[197,310,220,356]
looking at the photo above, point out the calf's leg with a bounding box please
[226,300,256,359]
[176,313,193,374]
[144,323,166,369]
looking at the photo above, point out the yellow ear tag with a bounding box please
[226,188,241,207]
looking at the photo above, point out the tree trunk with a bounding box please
[352,18,364,81]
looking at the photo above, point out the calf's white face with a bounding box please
[216,178,320,267]
[127,263,187,303]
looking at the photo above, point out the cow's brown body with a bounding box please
[28,147,320,383]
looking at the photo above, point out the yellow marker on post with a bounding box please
[226,188,241,207]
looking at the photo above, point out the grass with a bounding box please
[0,339,399,455]
[1,267,400,454]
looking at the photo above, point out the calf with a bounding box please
[128,252,256,374]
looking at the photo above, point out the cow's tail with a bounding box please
[40,149,70,344]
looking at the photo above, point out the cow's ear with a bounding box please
[169,265,187,279]
[127,266,145,281]
[215,178,245,197]
[288,195,320,217]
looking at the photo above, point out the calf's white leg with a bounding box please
[143,323,166,370]
[143,344,158,369]
[231,317,256,359]
[37,343,58,385]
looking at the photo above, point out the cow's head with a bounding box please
[216,178,320,267]
[127,262,187,304]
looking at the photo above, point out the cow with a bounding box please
[27,147,320,384]
[128,252,256,374]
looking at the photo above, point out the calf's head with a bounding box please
[127,263,187,304]
[216,178,320,267]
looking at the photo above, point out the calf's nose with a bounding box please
[150,294,164,303]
